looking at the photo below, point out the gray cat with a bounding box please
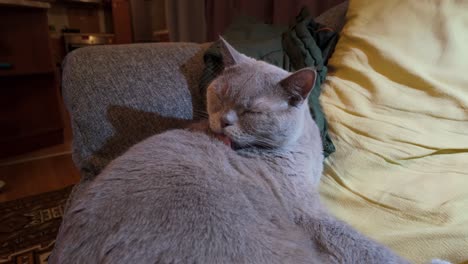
[50,38,445,264]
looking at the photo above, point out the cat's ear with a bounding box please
[280,68,317,106]
[219,36,243,67]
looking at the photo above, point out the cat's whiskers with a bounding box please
[253,138,274,146]
[192,110,209,120]
[193,109,209,115]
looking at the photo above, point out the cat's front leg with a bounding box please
[297,214,411,264]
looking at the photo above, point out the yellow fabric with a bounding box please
[319,0,468,263]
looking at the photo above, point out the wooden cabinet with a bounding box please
[0,3,64,158]
[0,7,54,76]
[112,0,133,44]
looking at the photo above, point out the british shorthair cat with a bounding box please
[50,38,446,264]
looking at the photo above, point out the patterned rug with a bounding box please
[0,186,73,264]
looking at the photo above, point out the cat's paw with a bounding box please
[428,259,451,264]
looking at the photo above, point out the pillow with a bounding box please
[320,0,468,263]
[199,10,339,157]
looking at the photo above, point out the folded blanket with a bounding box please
[320,0,468,263]
[199,9,338,157]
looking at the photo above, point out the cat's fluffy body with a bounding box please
[52,129,325,263]
[51,39,421,263]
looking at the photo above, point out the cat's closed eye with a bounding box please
[241,109,263,115]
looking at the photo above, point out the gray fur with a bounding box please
[50,39,443,264]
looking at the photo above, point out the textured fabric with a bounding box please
[319,0,468,263]
[282,8,338,157]
[62,43,210,180]
[199,10,338,157]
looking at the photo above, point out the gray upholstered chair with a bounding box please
[62,2,348,204]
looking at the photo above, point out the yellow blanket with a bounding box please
[319,0,468,263]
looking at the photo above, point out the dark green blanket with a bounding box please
[199,9,337,157]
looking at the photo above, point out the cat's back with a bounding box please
[51,129,318,264]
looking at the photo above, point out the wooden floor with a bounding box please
[0,154,80,203]
[0,109,80,203]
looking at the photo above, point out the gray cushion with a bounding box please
[62,43,210,180]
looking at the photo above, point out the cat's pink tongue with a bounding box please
[214,133,231,147]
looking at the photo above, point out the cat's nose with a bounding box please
[221,110,237,128]
[221,117,233,128]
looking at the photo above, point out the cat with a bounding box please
[50,38,443,264]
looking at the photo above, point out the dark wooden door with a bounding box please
[112,0,133,44]
[0,6,64,158]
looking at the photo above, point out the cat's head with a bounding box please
[207,37,317,150]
